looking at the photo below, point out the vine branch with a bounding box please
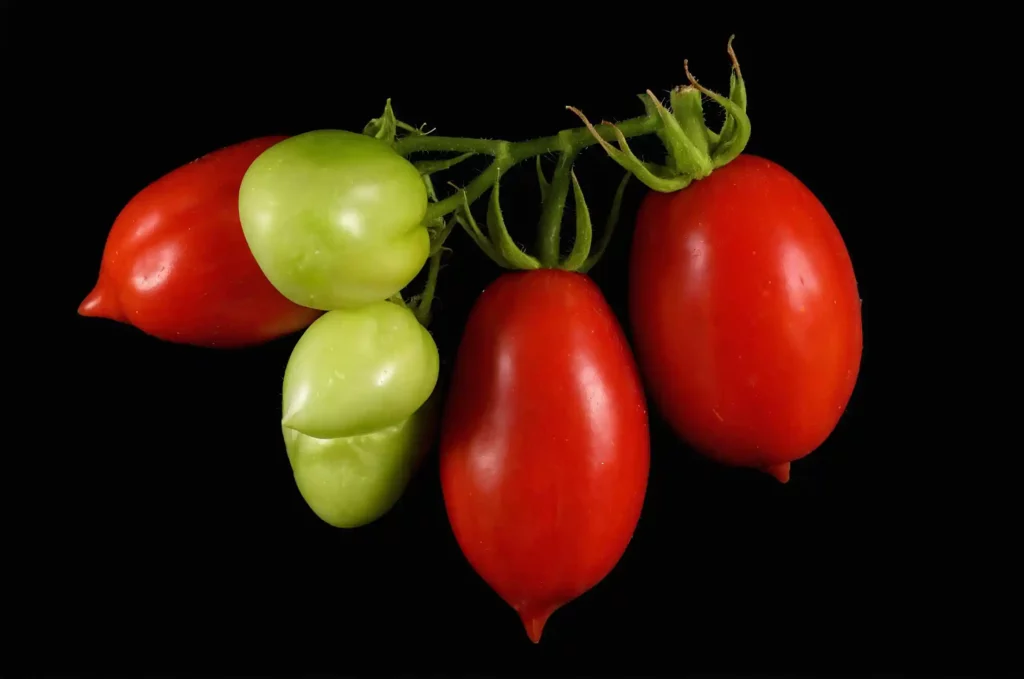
[394,114,658,225]
[369,36,750,278]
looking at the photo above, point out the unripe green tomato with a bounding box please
[238,130,430,310]
[282,301,439,440]
[284,392,439,528]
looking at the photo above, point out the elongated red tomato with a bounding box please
[79,136,321,347]
[440,269,649,643]
[629,154,862,482]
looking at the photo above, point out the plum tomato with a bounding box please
[628,154,862,482]
[78,136,321,347]
[440,269,650,642]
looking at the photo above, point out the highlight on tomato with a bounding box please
[280,300,441,528]
[78,136,322,347]
[238,130,431,311]
[573,37,863,482]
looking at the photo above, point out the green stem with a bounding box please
[413,248,442,327]
[385,36,751,276]
[395,114,658,224]
[536,144,580,267]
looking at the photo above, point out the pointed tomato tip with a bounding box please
[78,286,124,322]
[520,609,552,644]
[281,412,299,431]
[764,462,791,484]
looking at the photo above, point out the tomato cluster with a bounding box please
[79,39,861,643]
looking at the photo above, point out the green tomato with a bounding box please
[282,301,439,440]
[238,130,430,310]
[284,392,439,528]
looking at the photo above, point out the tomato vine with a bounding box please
[362,35,751,282]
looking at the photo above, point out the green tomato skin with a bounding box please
[282,301,439,440]
[284,392,439,528]
[238,130,430,310]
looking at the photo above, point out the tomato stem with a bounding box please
[385,37,750,274]
[402,169,457,328]
[536,145,580,267]
[395,114,659,225]
[571,36,750,190]
[413,248,443,327]
[397,116,657,275]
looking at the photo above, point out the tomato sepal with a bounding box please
[569,35,751,194]
[364,98,436,146]
[557,171,593,271]
[642,89,713,180]
[363,98,399,143]
[414,152,474,177]
[566,106,694,193]
[486,181,543,270]
[535,157,551,202]
[710,36,749,159]
[579,172,630,274]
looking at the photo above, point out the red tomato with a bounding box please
[79,136,321,347]
[628,154,862,482]
[440,270,649,643]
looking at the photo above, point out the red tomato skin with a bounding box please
[440,269,650,643]
[628,154,862,480]
[79,136,321,347]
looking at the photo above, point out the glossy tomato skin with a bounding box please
[79,136,321,347]
[440,270,649,643]
[628,154,862,482]
[281,301,440,440]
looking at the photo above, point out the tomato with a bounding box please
[281,301,439,441]
[628,154,862,482]
[440,269,649,643]
[79,136,321,347]
[238,130,430,311]
[284,391,439,528]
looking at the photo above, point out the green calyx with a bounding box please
[449,167,631,273]
[357,36,750,276]
[569,35,750,193]
[362,98,637,274]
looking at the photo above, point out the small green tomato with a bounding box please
[282,301,439,440]
[284,393,439,528]
[238,130,430,310]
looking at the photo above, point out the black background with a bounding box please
[7,7,1002,677]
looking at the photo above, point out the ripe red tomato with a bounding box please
[628,154,862,482]
[79,136,321,347]
[440,269,649,643]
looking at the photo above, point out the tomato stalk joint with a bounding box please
[569,35,751,193]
